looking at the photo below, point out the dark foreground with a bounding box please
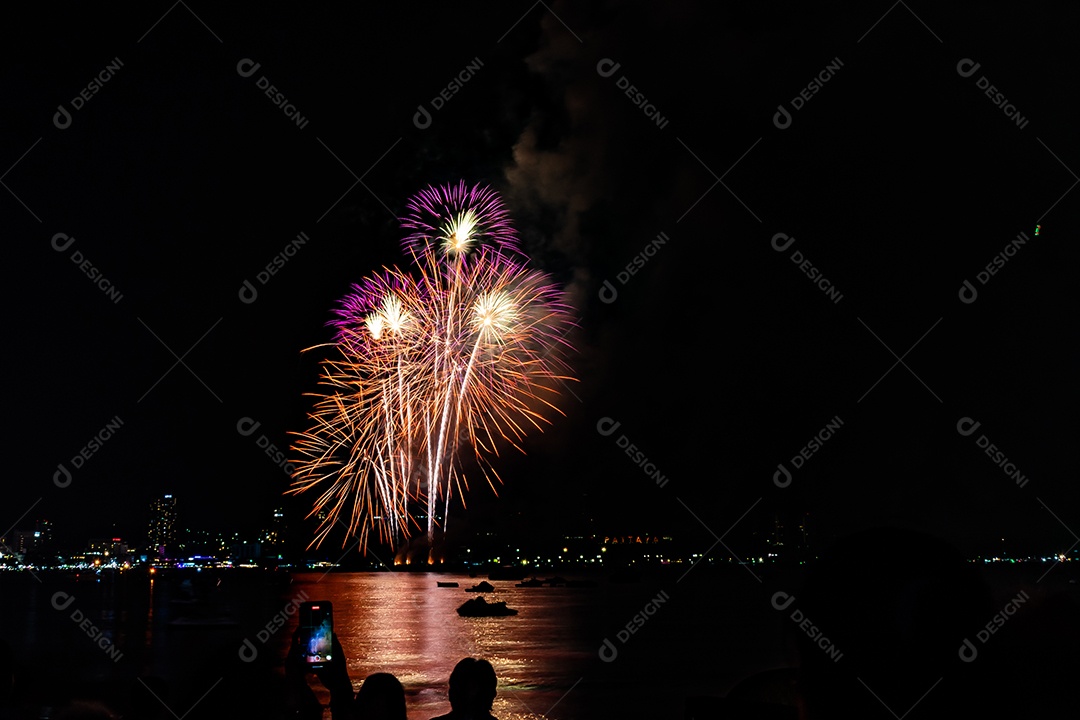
[0,559,1077,719]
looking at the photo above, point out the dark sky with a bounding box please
[4,1,1078,559]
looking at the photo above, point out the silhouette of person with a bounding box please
[429,658,497,720]
[52,701,119,720]
[286,631,355,720]
[287,631,411,720]
[51,703,119,720]
[353,672,407,720]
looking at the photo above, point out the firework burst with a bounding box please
[401,180,522,261]
[288,183,575,558]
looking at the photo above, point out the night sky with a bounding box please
[5,2,1078,559]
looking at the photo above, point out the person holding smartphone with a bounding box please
[285,628,409,720]
[285,630,355,720]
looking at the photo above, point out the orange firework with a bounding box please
[288,183,575,556]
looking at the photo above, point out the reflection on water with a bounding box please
[3,562,1075,718]
[2,564,876,719]
[286,573,590,719]
[0,570,595,719]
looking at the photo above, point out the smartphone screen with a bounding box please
[298,601,333,669]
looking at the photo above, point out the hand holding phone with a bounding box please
[297,601,334,670]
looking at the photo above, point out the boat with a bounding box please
[515,577,544,587]
[437,581,459,588]
[465,581,495,592]
[457,597,517,617]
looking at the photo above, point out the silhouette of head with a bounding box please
[53,700,120,719]
[447,657,497,714]
[353,672,406,720]
[794,527,991,720]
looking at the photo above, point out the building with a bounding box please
[11,531,39,555]
[35,519,53,545]
[148,494,177,557]
[262,507,286,546]
[2,520,53,558]
[760,511,813,562]
[87,537,131,565]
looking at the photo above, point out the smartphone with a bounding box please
[297,601,334,670]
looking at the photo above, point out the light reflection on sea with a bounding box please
[0,564,825,718]
[283,572,591,719]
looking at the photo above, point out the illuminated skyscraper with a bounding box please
[148,494,177,556]
[263,506,286,546]
[35,519,53,545]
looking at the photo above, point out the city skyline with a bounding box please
[3,492,1073,566]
